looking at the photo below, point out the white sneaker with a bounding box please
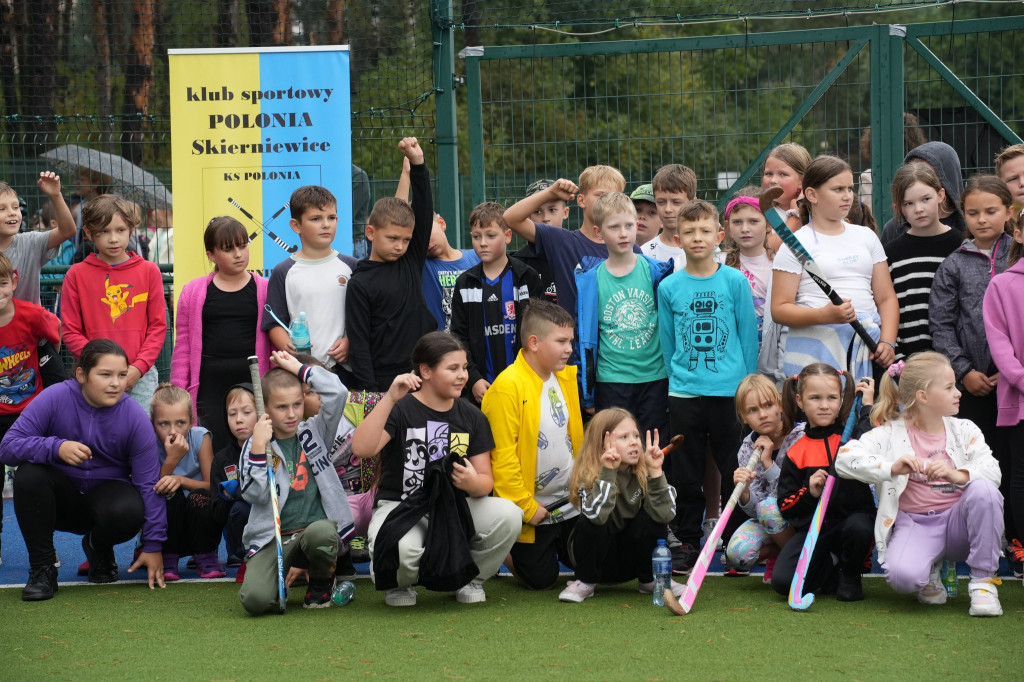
[638,579,685,598]
[455,579,486,604]
[384,586,417,607]
[702,518,723,550]
[665,528,682,549]
[558,580,596,603]
[917,562,946,605]
[968,578,1002,617]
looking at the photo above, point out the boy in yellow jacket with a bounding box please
[482,301,583,589]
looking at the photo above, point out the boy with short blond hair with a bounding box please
[646,164,698,264]
[0,173,76,305]
[61,193,166,408]
[483,300,583,590]
[575,192,671,426]
[451,201,544,403]
[263,184,358,380]
[238,350,356,613]
[504,165,628,320]
[346,138,436,391]
[995,143,1024,207]
[657,198,759,573]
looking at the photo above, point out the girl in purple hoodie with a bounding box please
[982,213,1024,577]
[0,339,167,601]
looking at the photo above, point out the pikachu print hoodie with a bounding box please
[61,252,167,374]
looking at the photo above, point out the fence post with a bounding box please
[870,24,906,227]
[432,0,462,244]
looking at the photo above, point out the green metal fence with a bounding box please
[464,15,1024,231]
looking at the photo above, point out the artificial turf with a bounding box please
[2,575,1019,680]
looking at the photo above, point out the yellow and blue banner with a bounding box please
[168,46,351,296]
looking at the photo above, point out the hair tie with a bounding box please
[792,374,799,380]
[887,360,905,378]
[724,196,761,220]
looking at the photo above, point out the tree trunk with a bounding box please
[273,0,289,46]
[217,0,239,48]
[122,0,156,164]
[93,0,114,150]
[326,0,343,45]
[20,0,60,155]
[0,2,20,133]
[246,0,276,46]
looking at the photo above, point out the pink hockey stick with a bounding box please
[666,448,762,615]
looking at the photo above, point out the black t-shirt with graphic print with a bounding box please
[378,395,495,502]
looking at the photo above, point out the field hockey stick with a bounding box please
[228,197,297,253]
[249,355,287,613]
[759,187,877,354]
[666,447,763,615]
[788,394,862,611]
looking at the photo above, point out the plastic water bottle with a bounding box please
[941,560,958,598]
[289,312,311,354]
[652,539,672,607]
[332,580,356,606]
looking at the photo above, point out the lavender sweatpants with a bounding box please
[882,478,1003,593]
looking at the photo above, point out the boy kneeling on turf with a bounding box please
[238,350,356,614]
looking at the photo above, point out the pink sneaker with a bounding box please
[763,557,777,585]
[163,553,180,581]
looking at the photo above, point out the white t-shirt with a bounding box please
[772,222,886,316]
[642,236,683,264]
[535,375,577,522]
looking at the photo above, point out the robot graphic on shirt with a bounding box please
[685,291,729,372]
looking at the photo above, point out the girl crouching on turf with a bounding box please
[773,363,876,602]
[150,383,224,581]
[0,339,166,600]
[558,408,681,603]
[724,375,804,582]
[836,352,1004,617]
[352,332,521,607]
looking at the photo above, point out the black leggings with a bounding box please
[164,489,223,557]
[770,512,874,597]
[13,463,144,568]
[567,509,665,584]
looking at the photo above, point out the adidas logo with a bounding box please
[487,293,499,302]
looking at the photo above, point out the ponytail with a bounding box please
[782,363,855,426]
[870,372,901,426]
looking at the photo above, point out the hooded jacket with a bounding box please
[0,378,167,552]
[880,142,966,245]
[982,257,1024,426]
[239,365,356,554]
[171,273,271,411]
[61,252,167,374]
[450,257,544,391]
[929,233,1012,383]
[574,254,673,406]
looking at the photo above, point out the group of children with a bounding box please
[0,136,1021,620]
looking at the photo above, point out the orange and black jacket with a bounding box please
[778,406,876,532]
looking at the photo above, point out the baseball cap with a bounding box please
[630,183,655,203]
[526,178,556,197]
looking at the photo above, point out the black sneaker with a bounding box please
[81,534,118,584]
[226,554,244,568]
[304,577,334,609]
[22,565,58,601]
[836,570,864,602]
[671,543,698,575]
[349,536,370,563]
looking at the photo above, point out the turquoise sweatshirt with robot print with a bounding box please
[656,264,759,397]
